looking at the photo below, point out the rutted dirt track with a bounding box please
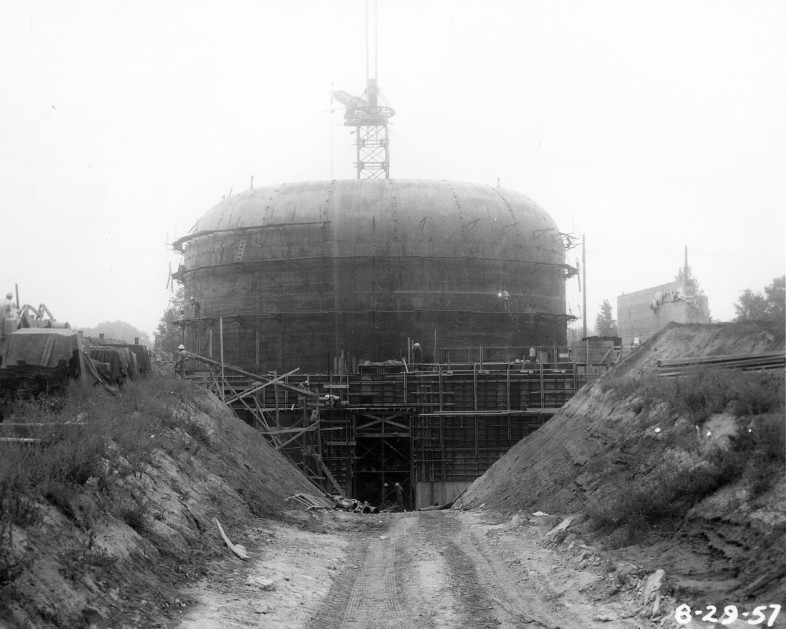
[182,509,643,629]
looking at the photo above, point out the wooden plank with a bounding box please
[182,350,317,398]
[224,368,300,404]
[260,422,321,435]
[318,457,344,495]
[0,422,86,427]
[275,424,319,450]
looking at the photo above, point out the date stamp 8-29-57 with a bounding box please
[674,604,782,627]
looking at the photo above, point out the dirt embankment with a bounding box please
[0,378,322,628]
[461,321,786,614]
[2,322,784,628]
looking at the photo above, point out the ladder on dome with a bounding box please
[234,238,247,262]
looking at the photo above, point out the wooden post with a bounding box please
[582,233,587,339]
[439,416,446,486]
[586,337,590,381]
[474,415,479,459]
[506,363,511,410]
[473,363,478,411]
[438,364,443,412]
[302,394,308,465]
[539,356,545,409]
[274,371,280,427]
[219,317,225,401]
[409,412,416,509]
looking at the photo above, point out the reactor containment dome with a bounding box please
[173,179,573,373]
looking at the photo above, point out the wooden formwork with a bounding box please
[186,352,585,508]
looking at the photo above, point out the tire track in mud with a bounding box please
[411,511,498,628]
[339,534,410,628]
[307,516,413,629]
[455,518,562,628]
[309,511,568,629]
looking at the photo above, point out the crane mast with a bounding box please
[332,0,395,179]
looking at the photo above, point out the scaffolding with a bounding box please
[183,343,588,508]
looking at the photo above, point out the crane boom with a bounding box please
[332,0,394,179]
[331,89,367,111]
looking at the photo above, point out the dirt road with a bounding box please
[180,509,646,629]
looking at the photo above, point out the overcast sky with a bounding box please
[1,0,783,340]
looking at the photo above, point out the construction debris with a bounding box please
[286,493,334,510]
[214,518,249,560]
[657,351,784,378]
[333,496,379,514]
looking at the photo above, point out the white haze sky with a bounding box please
[1,1,784,339]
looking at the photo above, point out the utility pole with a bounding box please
[582,233,587,339]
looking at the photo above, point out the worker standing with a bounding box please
[499,289,510,312]
[0,292,15,318]
[412,342,422,367]
[175,344,186,376]
[394,482,404,509]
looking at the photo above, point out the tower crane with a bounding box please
[332,0,395,179]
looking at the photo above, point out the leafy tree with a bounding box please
[734,276,785,323]
[764,275,785,322]
[155,287,185,357]
[675,264,703,295]
[734,290,769,321]
[595,299,618,337]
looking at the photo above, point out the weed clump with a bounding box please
[0,374,210,589]
[589,370,784,545]
[602,370,783,422]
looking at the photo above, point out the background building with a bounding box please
[617,280,710,347]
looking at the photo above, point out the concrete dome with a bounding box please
[175,179,571,372]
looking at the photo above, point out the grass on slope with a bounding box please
[588,370,784,545]
[0,376,213,586]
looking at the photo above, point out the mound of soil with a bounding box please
[614,320,785,377]
[460,321,786,611]
[0,381,322,628]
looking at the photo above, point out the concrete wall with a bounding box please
[416,481,473,509]
[617,281,710,347]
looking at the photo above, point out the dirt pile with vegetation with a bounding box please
[0,373,319,628]
[462,321,786,611]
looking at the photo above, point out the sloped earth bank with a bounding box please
[0,382,324,628]
[180,509,652,629]
[461,321,786,627]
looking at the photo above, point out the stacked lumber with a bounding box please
[285,493,334,510]
[657,352,785,378]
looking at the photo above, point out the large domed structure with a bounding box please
[173,179,573,372]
